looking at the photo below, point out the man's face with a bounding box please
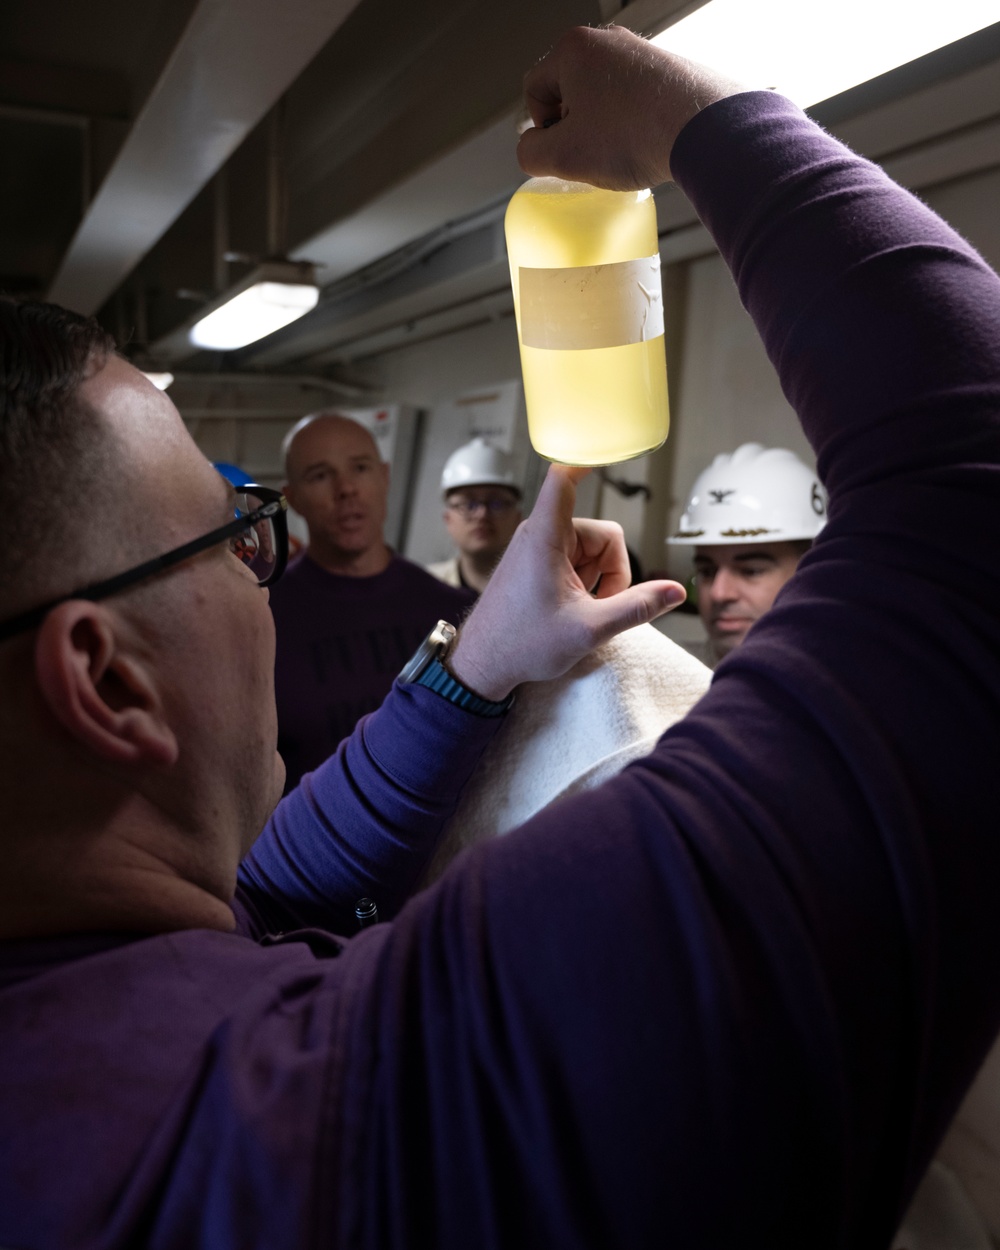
[693,541,805,661]
[443,486,522,561]
[284,417,389,560]
[79,356,284,857]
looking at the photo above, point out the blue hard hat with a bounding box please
[213,461,255,488]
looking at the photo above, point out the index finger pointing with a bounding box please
[527,464,591,540]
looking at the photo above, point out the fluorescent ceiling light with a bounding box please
[142,371,175,390]
[651,0,998,108]
[191,279,319,351]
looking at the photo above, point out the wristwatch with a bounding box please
[398,620,514,717]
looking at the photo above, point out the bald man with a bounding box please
[271,412,474,789]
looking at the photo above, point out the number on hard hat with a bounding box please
[440,437,520,498]
[668,443,827,546]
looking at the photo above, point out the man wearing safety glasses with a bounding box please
[3,22,1000,1250]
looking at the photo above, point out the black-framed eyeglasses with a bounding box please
[0,485,289,643]
[446,495,519,518]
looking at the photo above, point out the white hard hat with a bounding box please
[668,442,827,545]
[441,437,520,498]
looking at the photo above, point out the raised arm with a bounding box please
[234,679,504,935]
[237,461,685,936]
[329,28,1000,1250]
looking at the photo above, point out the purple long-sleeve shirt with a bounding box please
[3,92,1000,1249]
[271,553,475,790]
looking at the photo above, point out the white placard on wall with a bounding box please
[340,405,399,465]
[450,380,521,452]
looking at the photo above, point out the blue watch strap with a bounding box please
[415,654,514,717]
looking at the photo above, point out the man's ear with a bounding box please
[283,479,307,523]
[34,602,178,767]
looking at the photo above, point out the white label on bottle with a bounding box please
[518,255,664,350]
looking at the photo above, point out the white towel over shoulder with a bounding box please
[422,621,1000,1250]
[422,623,712,885]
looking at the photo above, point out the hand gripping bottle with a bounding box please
[504,177,669,466]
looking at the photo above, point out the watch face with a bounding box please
[398,620,456,683]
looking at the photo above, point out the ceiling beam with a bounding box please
[290,109,525,291]
[47,0,364,315]
[881,114,1000,194]
[282,0,708,293]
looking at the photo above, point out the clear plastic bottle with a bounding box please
[504,177,669,466]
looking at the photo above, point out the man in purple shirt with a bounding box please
[273,411,474,787]
[3,23,1000,1250]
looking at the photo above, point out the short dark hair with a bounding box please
[1,298,119,617]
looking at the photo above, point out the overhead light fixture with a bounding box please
[651,0,998,108]
[188,261,319,352]
[142,371,175,391]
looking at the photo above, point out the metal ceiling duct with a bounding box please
[46,0,365,316]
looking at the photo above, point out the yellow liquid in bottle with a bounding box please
[505,179,669,466]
